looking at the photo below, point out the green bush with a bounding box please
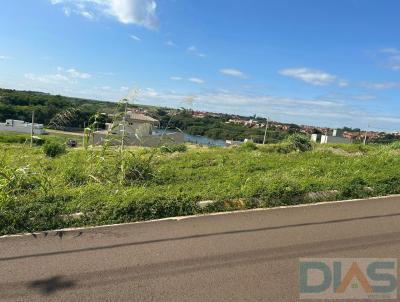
[0,195,70,235]
[122,152,155,184]
[388,141,400,150]
[243,178,305,207]
[341,177,372,199]
[258,142,293,154]
[63,166,87,186]
[240,141,258,151]
[287,134,312,152]
[258,136,311,154]
[43,141,66,157]
[0,134,45,145]
[0,134,27,144]
[160,144,188,153]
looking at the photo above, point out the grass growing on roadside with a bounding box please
[1,135,400,235]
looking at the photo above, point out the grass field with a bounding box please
[1,132,400,235]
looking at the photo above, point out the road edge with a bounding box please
[2,194,399,239]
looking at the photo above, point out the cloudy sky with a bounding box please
[1,0,400,130]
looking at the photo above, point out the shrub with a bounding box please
[0,165,44,198]
[0,195,69,235]
[0,134,45,145]
[63,166,87,186]
[388,141,400,150]
[287,134,312,152]
[375,176,400,195]
[341,177,372,199]
[243,178,305,207]
[160,144,188,153]
[0,134,27,144]
[240,141,258,151]
[258,142,292,154]
[43,141,66,157]
[122,152,155,184]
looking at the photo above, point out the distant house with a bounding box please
[106,111,159,137]
[311,133,322,143]
[97,111,184,147]
[312,129,352,144]
[0,119,46,135]
[320,135,352,144]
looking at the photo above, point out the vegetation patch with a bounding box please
[1,134,400,235]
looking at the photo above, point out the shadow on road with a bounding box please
[28,276,75,295]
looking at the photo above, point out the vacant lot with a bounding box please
[1,135,400,235]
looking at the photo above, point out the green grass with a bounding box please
[1,135,400,235]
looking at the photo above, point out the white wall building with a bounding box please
[106,111,159,138]
[320,135,351,144]
[0,119,46,135]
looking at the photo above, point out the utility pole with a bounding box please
[363,131,367,145]
[30,110,35,147]
[120,99,128,152]
[363,124,369,146]
[263,117,269,145]
[83,121,86,149]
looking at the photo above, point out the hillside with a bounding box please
[0,88,290,143]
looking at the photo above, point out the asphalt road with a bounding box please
[1,196,400,301]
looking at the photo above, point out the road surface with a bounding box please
[1,196,400,301]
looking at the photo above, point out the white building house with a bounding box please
[320,135,351,144]
[94,111,184,147]
[106,111,159,137]
[311,129,352,144]
[0,119,46,135]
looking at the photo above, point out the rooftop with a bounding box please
[126,111,158,123]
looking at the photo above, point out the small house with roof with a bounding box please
[106,111,159,137]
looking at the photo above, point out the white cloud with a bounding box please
[145,87,158,97]
[130,34,141,42]
[187,45,205,57]
[188,77,204,84]
[63,7,71,16]
[363,82,400,90]
[220,68,248,79]
[380,48,400,55]
[24,67,91,84]
[165,40,175,47]
[170,76,182,81]
[50,0,158,29]
[99,71,115,76]
[65,68,91,79]
[24,73,71,84]
[279,68,338,86]
[120,86,129,91]
[0,55,11,60]
[319,92,377,102]
[80,10,94,19]
[378,48,400,71]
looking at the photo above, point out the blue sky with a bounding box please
[1,0,400,130]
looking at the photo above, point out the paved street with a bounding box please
[1,196,400,301]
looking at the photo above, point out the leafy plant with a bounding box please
[43,141,66,157]
[160,144,188,153]
[240,141,258,151]
[287,134,312,152]
[121,152,155,184]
